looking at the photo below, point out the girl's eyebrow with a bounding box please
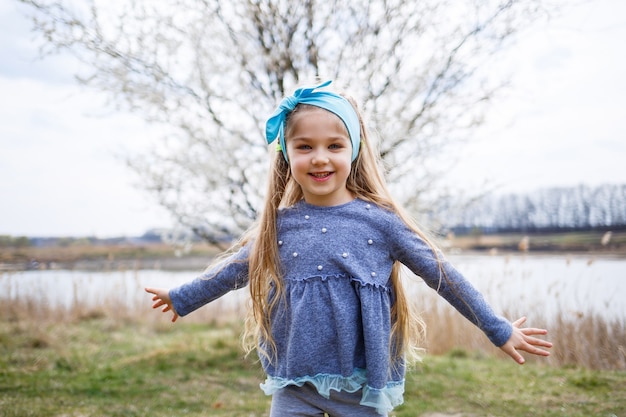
[289,135,350,143]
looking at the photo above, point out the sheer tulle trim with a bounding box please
[360,382,405,415]
[260,369,404,415]
[260,368,366,397]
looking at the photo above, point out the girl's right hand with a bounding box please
[145,287,179,322]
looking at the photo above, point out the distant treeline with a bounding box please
[0,231,165,248]
[4,184,626,246]
[0,235,31,248]
[442,183,626,234]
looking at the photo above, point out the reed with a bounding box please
[415,297,626,370]
[1,271,624,372]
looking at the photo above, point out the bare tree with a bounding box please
[19,0,554,243]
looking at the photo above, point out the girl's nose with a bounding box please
[311,150,330,165]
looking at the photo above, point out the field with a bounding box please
[1,235,625,416]
[1,315,624,417]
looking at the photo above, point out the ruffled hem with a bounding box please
[260,369,404,415]
[260,368,367,397]
[361,382,405,415]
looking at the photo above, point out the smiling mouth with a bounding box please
[310,172,332,179]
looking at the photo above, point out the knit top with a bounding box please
[169,198,512,415]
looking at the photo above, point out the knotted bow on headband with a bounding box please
[265,80,361,162]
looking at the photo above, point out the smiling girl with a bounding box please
[146,80,551,416]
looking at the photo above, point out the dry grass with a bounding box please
[417,299,626,370]
[2,277,624,372]
[2,246,625,371]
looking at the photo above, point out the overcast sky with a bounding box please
[444,0,626,195]
[1,0,625,237]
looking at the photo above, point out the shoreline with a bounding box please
[0,255,213,273]
[2,249,624,273]
[2,230,625,272]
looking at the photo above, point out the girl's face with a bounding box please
[285,107,354,206]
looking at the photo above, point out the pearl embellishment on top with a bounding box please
[280,204,382,281]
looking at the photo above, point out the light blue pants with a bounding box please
[269,383,386,417]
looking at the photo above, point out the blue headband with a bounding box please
[265,80,361,162]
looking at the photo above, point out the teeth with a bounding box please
[311,172,330,178]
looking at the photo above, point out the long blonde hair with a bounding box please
[240,97,442,365]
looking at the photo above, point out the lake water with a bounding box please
[2,254,625,323]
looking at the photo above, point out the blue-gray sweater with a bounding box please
[169,198,512,414]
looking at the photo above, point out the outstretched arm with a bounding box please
[145,287,179,323]
[500,317,552,364]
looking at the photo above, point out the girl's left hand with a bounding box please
[500,316,552,364]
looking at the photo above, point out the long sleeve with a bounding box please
[169,244,250,317]
[427,258,512,346]
[387,219,513,347]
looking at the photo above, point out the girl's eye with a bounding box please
[329,144,343,149]
[298,145,312,150]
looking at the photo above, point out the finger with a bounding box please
[518,342,551,357]
[171,314,179,323]
[527,337,552,349]
[526,336,553,348]
[518,334,552,353]
[502,344,525,364]
[145,287,156,295]
[531,348,551,357]
[511,316,527,328]
[520,327,548,336]
[521,328,553,348]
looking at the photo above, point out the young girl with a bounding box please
[146,80,552,416]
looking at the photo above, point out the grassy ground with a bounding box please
[1,318,624,417]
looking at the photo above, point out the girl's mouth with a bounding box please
[310,172,332,180]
